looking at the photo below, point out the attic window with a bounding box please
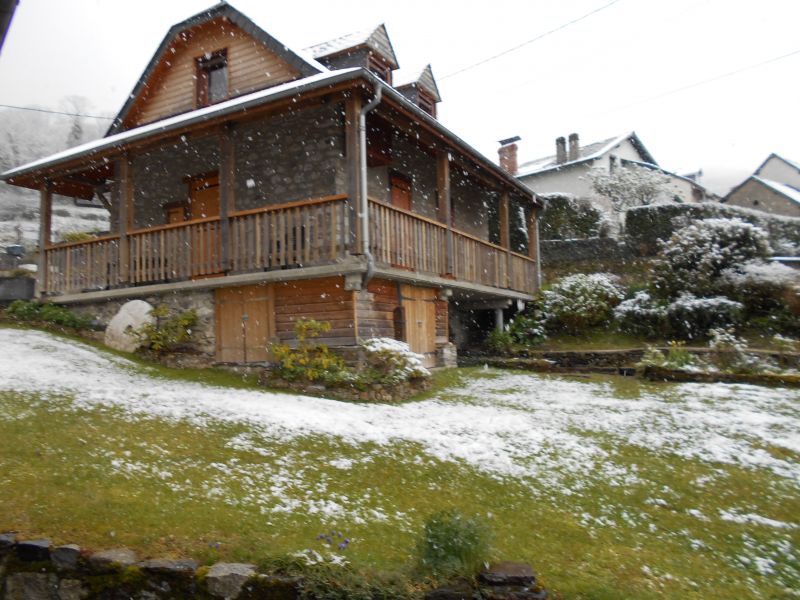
[418,90,436,118]
[197,49,228,107]
[367,53,392,84]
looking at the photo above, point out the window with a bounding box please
[417,90,436,118]
[196,50,228,107]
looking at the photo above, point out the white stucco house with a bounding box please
[498,132,712,227]
[723,154,800,218]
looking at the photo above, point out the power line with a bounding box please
[584,46,800,117]
[440,0,622,80]
[0,103,113,120]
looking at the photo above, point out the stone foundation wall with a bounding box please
[70,290,216,359]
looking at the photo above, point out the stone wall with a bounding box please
[70,289,216,359]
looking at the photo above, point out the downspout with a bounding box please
[358,84,382,287]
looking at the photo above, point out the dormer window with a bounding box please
[368,53,392,84]
[197,49,228,107]
[417,90,436,118]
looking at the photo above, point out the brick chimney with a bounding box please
[555,136,567,164]
[568,133,580,162]
[498,136,521,175]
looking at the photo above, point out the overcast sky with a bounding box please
[1,0,799,194]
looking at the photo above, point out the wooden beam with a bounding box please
[344,93,362,254]
[37,183,52,297]
[219,123,235,272]
[499,191,511,289]
[527,205,539,260]
[118,156,133,284]
[436,150,453,275]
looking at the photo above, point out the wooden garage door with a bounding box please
[401,285,437,368]
[215,284,275,363]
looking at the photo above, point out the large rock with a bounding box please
[104,300,155,352]
[88,547,139,570]
[16,539,52,562]
[4,572,59,599]
[206,562,256,599]
[479,562,536,587]
[138,558,199,574]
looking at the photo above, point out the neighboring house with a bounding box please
[499,132,711,227]
[0,2,541,367]
[723,154,800,218]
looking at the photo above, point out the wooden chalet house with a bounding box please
[1,3,541,367]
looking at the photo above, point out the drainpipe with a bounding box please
[358,84,382,287]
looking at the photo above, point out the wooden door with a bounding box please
[401,285,437,368]
[390,173,412,210]
[215,284,275,363]
[189,174,221,276]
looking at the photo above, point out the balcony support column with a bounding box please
[118,155,134,285]
[37,182,52,297]
[527,200,541,291]
[499,191,510,288]
[344,94,362,255]
[436,150,453,275]
[219,123,235,272]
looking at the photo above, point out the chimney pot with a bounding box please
[556,136,567,164]
[568,133,580,162]
[498,136,520,176]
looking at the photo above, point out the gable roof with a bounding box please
[306,23,399,69]
[753,176,800,205]
[755,152,800,176]
[517,131,657,177]
[395,64,441,102]
[106,1,325,136]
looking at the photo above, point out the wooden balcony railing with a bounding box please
[42,195,536,296]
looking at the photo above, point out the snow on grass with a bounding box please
[1,329,798,488]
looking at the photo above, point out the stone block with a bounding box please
[479,562,536,587]
[206,562,256,599]
[51,544,81,570]
[4,572,59,600]
[16,538,52,562]
[89,547,139,570]
[425,584,475,600]
[57,579,90,600]
[0,532,16,553]
[138,557,199,574]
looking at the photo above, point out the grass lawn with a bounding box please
[0,327,798,599]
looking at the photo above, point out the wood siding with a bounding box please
[274,277,357,347]
[126,18,300,129]
[356,279,400,340]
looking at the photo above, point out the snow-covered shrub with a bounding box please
[639,341,697,370]
[666,294,743,339]
[707,328,773,373]
[507,310,548,345]
[613,291,668,338]
[773,334,799,353]
[653,218,771,298]
[541,273,625,333]
[720,260,799,314]
[360,337,430,384]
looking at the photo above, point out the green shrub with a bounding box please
[508,310,548,346]
[486,329,514,354]
[539,194,606,240]
[416,509,491,577]
[130,304,197,355]
[4,299,92,329]
[271,318,348,384]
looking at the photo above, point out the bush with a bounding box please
[271,319,347,384]
[541,273,625,333]
[707,328,769,373]
[485,328,514,354]
[61,231,97,244]
[653,218,771,298]
[130,304,197,355]
[4,299,92,329]
[416,509,491,577]
[359,338,430,385]
[508,310,548,346]
[613,291,668,338]
[720,260,798,316]
[666,294,743,339]
[539,194,606,240]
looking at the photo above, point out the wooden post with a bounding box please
[118,155,134,284]
[345,94,362,254]
[499,191,510,288]
[527,201,540,291]
[436,150,453,275]
[37,183,52,297]
[219,123,235,272]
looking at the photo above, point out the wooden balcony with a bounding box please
[42,196,537,297]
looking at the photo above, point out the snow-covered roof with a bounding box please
[517,131,656,177]
[620,157,707,190]
[754,176,800,205]
[394,64,441,102]
[756,153,800,176]
[305,24,398,68]
[2,69,358,180]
